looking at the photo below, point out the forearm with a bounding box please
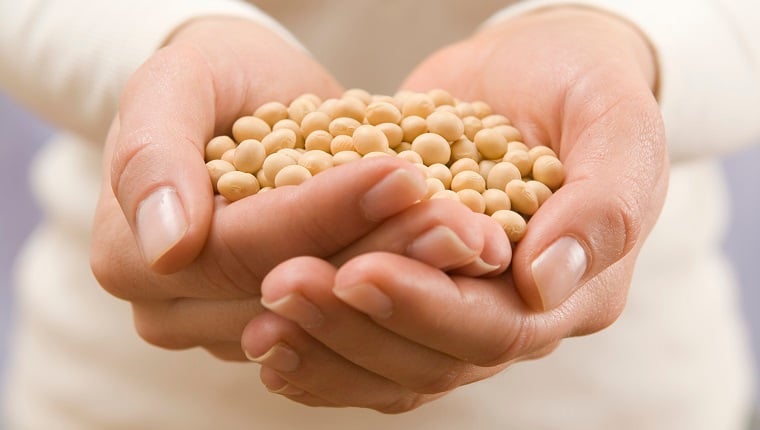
[487,0,760,161]
[0,0,297,143]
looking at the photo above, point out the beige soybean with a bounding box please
[295,93,323,108]
[301,111,331,136]
[411,132,451,166]
[232,139,266,173]
[396,150,424,165]
[262,152,296,182]
[375,122,404,149]
[456,102,476,118]
[450,137,480,162]
[532,155,565,190]
[365,101,402,125]
[505,179,539,215]
[526,180,552,206]
[507,141,530,153]
[329,117,362,137]
[396,141,412,152]
[428,163,453,189]
[206,159,235,193]
[331,97,366,122]
[528,145,557,163]
[343,88,373,104]
[428,88,455,107]
[482,188,511,215]
[424,177,446,199]
[304,129,333,152]
[332,150,362,166]
[491,209,527,242]
[232,116,271,143]
[503,149,532,177]
[274,164,312,187]
[414,163,431,178]
[487,162,522,190]
[401,93,435,118]
[400,115,428,142]
[426,110,464,142]
[462,116,483,141]
[277,148,302,162]
[474,128,508,160]
[352,124,389,155]
[205,135,237,161]
[451,170,486,193]
[478,160,496,181]
[492,124,523,142]
[221,148,236,164]
[363,151,392,159]
[298,150,333,176]
[481,114,510,128]
[457,189,486,213]
[430,189,460,201]
[217,171,260,202]
[256,168,273,188]
[471,101,493,119]
[262,128,297,154]
[287,98,317,124]
[330,134,355,154]
[272,119,305,148]
[435,105,459,115]
[254,101,289,127]
[449,158,480,177]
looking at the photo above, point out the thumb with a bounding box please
[109,46,217,274]
[511,96,669,311]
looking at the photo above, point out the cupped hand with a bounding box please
[244,6,669,411]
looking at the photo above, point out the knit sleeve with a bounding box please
[483,0,760,162]
[0,0,302,143]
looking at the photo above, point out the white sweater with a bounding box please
[1,1,759,429]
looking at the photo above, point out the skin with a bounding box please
[91,6,668,415]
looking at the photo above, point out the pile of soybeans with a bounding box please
[205,89,564,243]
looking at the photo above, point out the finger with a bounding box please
[332,252,563,366]
[130,297,264,351]
[213,156,426,280]
[329,199,510,276]
[258,257,493,394]
[109,22,342,274]
[242,312,433,413]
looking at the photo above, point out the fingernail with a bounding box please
[360,168,426,221]
[333,283,393,320]
[260,370,305,396]
[406,226,478,270]
[136,187,188,265]
[531,237,587,310]
[261,293,324,329]
[464,256,501,276]
[246,343,300,373]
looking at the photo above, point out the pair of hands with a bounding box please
[90,7,668,413]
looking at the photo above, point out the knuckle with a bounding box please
[471,317,537,366]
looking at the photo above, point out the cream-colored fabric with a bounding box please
[1,1,759,429]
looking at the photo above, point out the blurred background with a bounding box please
[1,90,759,423]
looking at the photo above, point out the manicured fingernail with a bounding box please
[531,237,587,310]
[136,186,188,265]
[261,293,324,329]
[406,226,478,270]
[333,283,393,320]
[360,168,426,221]
[246,343,300,372]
